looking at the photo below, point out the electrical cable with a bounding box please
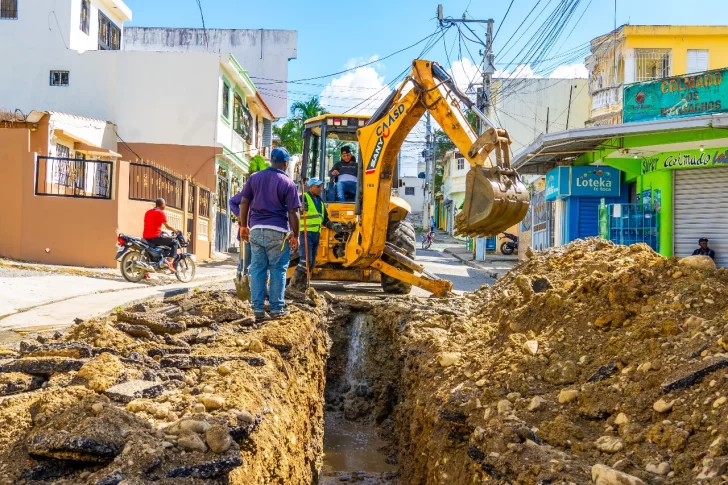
[493,0,516,41]
[194,0,208,48]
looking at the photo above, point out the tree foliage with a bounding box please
[273,96,329,155]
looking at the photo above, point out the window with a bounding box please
[456,158,465,170]
[98,12,121,50]
[405,187,415,196]
[1,0,17,19]
[635,49,671,82]
[50,71,70,87]
[55,144,71,158]
[233,93,250,140]
[80,0,89,34]
[687,49,709,74]
[222,83,230,120]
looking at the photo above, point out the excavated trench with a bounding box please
[320,312,401,484]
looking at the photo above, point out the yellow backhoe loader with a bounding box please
[287,59,529,296]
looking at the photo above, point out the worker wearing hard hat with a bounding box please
[290,178,342,290]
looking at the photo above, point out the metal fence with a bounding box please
[129,163,183,210]
[35,156,113,199]
[199,188,211,218]
[1,0,18,19]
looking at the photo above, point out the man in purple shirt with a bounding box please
[238,148,300,321]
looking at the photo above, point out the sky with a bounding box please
[125,0,728,173]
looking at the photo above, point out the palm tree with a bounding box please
[273,119,303,155]
[290,96,328,124]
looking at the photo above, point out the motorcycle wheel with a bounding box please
[422,238,432,250]
[175,256,196,283]
[120,251,146,283]
[500,241,515,255]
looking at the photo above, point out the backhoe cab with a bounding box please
[288,60,530,297]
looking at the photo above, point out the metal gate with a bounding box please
[215,169,230,253]
[531,190,552,252]
[186,183,196,254]
[674,168,728,267]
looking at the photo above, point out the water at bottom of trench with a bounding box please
[320,413,398,484]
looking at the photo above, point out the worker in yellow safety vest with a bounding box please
[289,178,342,290]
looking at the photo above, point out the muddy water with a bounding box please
[322,414,397,474]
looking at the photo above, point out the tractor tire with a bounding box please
[381,220,416,295]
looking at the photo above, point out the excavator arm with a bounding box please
[345,59,530,296]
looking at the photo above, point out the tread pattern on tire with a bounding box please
[381,220,416,294]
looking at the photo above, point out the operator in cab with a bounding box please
[143,198,180,270]
[330,145,358,202]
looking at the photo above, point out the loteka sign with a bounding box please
[624,68,728,123]
[545,166,620,200]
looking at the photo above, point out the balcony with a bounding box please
[591,85,623,112]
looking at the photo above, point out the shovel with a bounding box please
[234,240,251,301]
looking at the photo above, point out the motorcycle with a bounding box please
[115,231,196,283]
[500,232,518,255]
[421,230,435,250]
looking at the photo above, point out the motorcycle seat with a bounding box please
[142,239,171,250]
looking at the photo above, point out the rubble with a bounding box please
[0,289,328,484]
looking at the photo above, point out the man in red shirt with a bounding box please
[143,198,180,270]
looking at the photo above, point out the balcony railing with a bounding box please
[35,157,113,199]
[591,85,623,111]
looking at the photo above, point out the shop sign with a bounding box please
[545,166,620,199]
[624,68,728,123]
[641,147,728,174]
[544,167,570,201]
[571,166,620,197]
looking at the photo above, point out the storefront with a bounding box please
[544,166,627,245]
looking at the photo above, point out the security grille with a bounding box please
[1,0,17,19]
[635,49,671,82]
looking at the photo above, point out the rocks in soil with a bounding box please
[160,354,265,369]
[178,431,208,452]
[103,380,165,403]
[0,372,44,396]
[116,311,186,334]
[115,323,155,339]
[0,357,86,375]
[19,341,93,359]
[205,425,233,453]
[592,464,645,485]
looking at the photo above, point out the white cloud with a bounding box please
[550,63,588,79]
[448,58,482,92]
[319,56,391,115]
[494,64,542,79]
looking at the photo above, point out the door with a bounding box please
[674,168,728,267]
[215,167,230,253]
[531,190,551,251]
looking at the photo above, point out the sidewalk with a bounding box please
[426,230,519,279]
[0,257,238,334]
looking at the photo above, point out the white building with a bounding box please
[492,78,591,154]
[440,151,468,234]
[124,28,298,118]
[399,176,425,214]
[0,0,277,254]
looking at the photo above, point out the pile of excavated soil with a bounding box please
[0,289,328,484]
[356,238,728,484]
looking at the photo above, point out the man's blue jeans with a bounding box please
[298,232,321,270]
[335,181,357,202]
[249,228,289,314]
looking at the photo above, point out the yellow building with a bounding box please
[586,25,728,126]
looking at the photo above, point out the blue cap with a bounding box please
[271,147,290,163]
[308,177,324,186]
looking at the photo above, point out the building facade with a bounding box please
[586,25,728,126]
[398,176,425,215]
[123,27,298,118]
[0,0,280,257]
[493,78,591,154]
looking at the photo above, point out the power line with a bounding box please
[252,29,448,86]
[493,0,516,41]
[194,0,208,48]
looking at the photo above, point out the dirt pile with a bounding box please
[359,239,728,484]
[0,289,328,484]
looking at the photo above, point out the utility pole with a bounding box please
[438,5,494,135]
[424,112,433,231]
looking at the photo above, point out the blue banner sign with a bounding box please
[545,166,620,199]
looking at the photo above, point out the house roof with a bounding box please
[512,113,728,174]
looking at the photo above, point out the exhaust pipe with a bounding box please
[133,260,154,271]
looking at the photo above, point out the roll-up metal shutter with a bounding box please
[674,168,728,267]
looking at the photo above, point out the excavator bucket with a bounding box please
[454,165,530,237]
[453,130,529,238]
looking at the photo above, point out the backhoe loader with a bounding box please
[287,60,529,297]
